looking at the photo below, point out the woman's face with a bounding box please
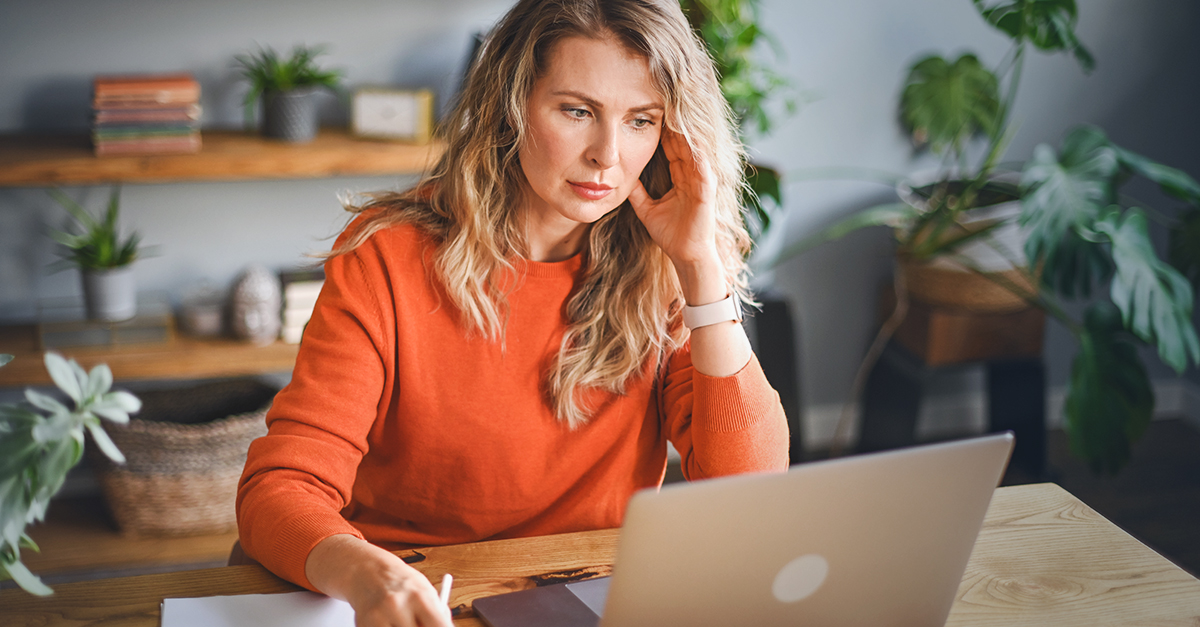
[519,35,664,247]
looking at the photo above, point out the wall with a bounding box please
[2,0,1198,448]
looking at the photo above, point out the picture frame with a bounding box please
[351,87,434,143]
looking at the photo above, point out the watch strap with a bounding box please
[682,293,743,329]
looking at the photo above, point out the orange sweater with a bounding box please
[236,221,789,590]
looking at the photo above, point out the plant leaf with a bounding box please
[0,473,29,548]
[1093,208,1200,373]
[90,393,136,424]
[23,390,68,416]
[46,188,99,232]
[1039,228,1114,298]
[1169,207,1200,288]
[1111,144,1200,206]
[0,553,53,596]
[1063,302,1154,474]
[85,422,126,464]
[42,353,82,404]
[32,436,82,510]
[742,163,783,238]
[83,363,113,404]
[768,202,920,267]
[1020,126,1120,294]
[973,0,1093,71]
[105,390,141,414]
[19,533,40,553]
[900,53,1000,155]
[30,409,76,446]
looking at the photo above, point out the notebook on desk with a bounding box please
[473,432,1015,627]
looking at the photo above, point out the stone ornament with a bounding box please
[230,265,281,345]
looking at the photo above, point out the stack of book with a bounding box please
[92,73,202,156]
[279,268,325,344]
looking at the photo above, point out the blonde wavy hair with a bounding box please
[332,0,753,428]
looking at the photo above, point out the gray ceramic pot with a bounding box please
[82,266,137,322]
[262,88,319,143]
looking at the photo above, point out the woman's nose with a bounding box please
[586,123,620,169]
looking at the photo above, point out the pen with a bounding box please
[439,573,453,607]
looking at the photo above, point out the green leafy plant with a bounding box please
[0,352,140,595]
[234,44,343,129]
[678,0,797,241]
[774,0,1200,473]
[46,186,142,272]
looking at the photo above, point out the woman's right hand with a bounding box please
[306,534,453,627]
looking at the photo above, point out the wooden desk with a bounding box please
[3,484,1198,626]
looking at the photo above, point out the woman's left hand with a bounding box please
[627,129,719,268]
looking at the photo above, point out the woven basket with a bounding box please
[900,259,1038,314]
[89,378,277,537]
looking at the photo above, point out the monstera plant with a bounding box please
[774,0,1200,473]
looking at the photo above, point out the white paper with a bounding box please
[161,591,355,627]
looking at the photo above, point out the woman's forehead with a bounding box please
[535,35,664,108]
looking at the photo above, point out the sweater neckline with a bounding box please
[516,253,583,279]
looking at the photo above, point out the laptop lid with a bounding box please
[600,432,1013,627]
[474,432,1013,627]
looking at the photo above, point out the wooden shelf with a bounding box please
[0,129,444,186]
[22,495,238,581]
[0,324,298,386]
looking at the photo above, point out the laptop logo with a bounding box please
[772,554,829,603]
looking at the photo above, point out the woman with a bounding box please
[237,0,789,624]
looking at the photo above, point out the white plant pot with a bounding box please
[82,266,137,322]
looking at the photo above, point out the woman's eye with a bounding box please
[565,108,590,119]
[631,118,654,130]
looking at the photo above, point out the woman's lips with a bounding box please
[569,181,614,201]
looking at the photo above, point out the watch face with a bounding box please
[352,89,432,141]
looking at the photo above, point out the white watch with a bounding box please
[682,293,743,329]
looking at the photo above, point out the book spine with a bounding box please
[92,98,201,110]
[94,134,202,156]
[93,75,201,106]
[93,93,201,108]
[282,308,314,328]
[94,105,202,123]
[281,324,306,344]
[283,281,324,303]
[93,125,201,140]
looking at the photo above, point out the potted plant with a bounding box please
[234,44,343,143]
[679,0,795,237]
[772,0,1200,473]
[47,186,145,322]
[679,0,802,459]
[0,352,140,596]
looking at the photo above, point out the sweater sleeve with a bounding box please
[236,235,393,591]
[660,342,790,480]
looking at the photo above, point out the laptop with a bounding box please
[473,432,1014,627]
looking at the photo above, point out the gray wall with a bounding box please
[2,0,1198,445]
